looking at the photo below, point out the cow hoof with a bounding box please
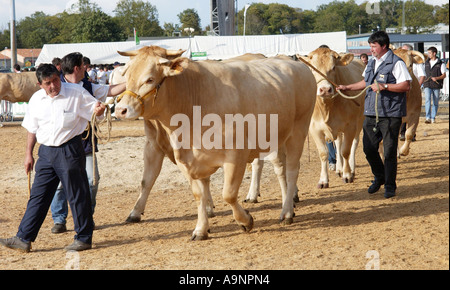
[125,215,141,223]
[244,198,258,204]
[343,176,354,183]
[190,234,208,241]
[280,217,294,225]
[240,212,254,233]
[317,183,329,189]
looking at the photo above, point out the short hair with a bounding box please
[402,44,413,50]
[52,57,61,66]
[61,52,84,75]
[360,53,368,59]
[13,64,20,71]
[83,56,91,65]
[36,63,60,84]
[368,31,390,49]
[427,46,437,54]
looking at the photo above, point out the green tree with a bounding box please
[314,0,368,34]
[114,0,163,37]
[399,0,435,33]
[435,3,449,25]
[178,9,201,36]
[16,12,60,48]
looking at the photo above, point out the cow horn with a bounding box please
[117,50,139,57]
[409,50,425,64]
[166,49,186,57]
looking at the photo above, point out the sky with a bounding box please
[0,0,448,32]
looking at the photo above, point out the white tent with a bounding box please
[36,31,347,65]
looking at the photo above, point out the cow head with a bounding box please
[298,47,354,98]
[115,46,187,119]
[393,48,426,73]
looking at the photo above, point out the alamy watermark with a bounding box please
[366,1,380,14]
[365,250,380,270]
[169,106,279,160]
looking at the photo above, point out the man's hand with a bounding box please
[94,102,106,116]
[336,85,348,91]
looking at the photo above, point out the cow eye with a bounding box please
[147,78,154,84]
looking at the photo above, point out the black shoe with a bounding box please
[368,180,384,194]
[64,240,92,252]
[0,236,31,252]
[384,191,396,199]
[51,223,67,234]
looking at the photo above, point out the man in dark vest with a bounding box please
[336,31,412,198]
[423,46,446,124]
[50,52,126,234]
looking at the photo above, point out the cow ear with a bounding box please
[163,57,189,77]
[336,53,354,66]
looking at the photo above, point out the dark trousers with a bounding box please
[363,116,402,192]
[16,135,93,244]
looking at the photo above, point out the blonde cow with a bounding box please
[115,45,316,240]
[299,47,365,188]
[0,72,40,103]
[392,48,425,156]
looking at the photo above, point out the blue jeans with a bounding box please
[51,153,99,224]
[327,141,336,164]
[424,87,440,121]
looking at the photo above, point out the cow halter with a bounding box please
[116,77,166,113]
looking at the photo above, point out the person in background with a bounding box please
[52,57,62,73]
[0,64,106,252]
[360,53,369,66]
[336,31,411,199]
[423,46,446,124]
[13,64,21,73]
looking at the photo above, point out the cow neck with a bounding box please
[316,95,334,123]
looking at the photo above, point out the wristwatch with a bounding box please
[384,84,388,90]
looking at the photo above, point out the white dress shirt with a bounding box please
[22,82,99,147]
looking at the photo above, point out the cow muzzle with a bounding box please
[317,79,334,97]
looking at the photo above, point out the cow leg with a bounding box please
[269,150,289,204]
[309,128,329,188]
[222,160,254,233]
[203,177,215,218]
[281,124,308,224]
[245,158,264,203]
[348,136,360,181]
[190,178,211,241]
[340,133,355,183]
[126,138,165,223]
[334,134,343,177]
[399,112,420,156]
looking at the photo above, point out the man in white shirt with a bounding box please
[0,64,106,252]
[50,52,125,234]
[337,31,411,199]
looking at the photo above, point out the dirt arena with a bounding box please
[0,111,448,270]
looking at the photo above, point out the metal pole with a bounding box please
[10,0,17,71]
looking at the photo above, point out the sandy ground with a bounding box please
[0,113,448,270]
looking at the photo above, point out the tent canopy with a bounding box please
[35,31,347,65]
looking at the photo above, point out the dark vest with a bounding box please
[424,58,444,89]
[60,75,97,154]
[364,50,407,118]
